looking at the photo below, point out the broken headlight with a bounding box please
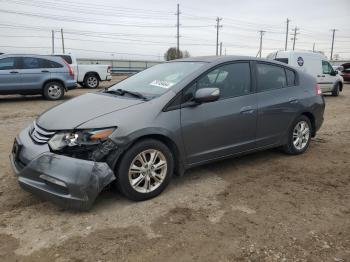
[48,128,116,151]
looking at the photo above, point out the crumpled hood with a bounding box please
[37,92,144,130]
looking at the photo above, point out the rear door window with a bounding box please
[0,57,17,70]
[285,69,296,86]
[22,57,42,69]
[256,63,287,92]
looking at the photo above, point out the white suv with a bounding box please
[267,51,344,96]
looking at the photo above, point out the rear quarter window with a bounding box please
[55,55,72,64]
[42,59,63,68]
[275,58,289,64]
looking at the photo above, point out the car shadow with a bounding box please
[93,147,284,211]
[0,94,75,104]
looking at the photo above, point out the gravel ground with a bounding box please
[0,79,349,262]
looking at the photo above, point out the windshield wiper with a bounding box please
[104,88,148,101]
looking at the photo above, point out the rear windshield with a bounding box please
[55,55,72,64]
[109,62,205,97]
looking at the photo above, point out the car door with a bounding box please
[0,57,22,92]
[180,62,257,165]
[19,57,50,90]
[255,62,302,147]
[318,60,335,92]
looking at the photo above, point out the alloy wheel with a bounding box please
[128,149,167,193]
[292,120,310,150]
[87,76,98,88]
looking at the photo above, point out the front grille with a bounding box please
[29,122,55,144]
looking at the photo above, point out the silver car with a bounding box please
[0,54,76,100]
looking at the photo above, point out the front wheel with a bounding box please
[283,116,312,155]
[332,83,340,96]
[116,139,174,201]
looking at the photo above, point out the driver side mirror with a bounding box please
[330,70,337,76]
[194,87,220,103]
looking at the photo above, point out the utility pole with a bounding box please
[258,30,265,58]
[330,28,337,60]
[215,17,222,56]
[312,43,315,52]
[285,18,290,51]
[176,4,180,58]
[51,30,55,54]
[291,27,299,51]
[219,42,222,56]
[61,28,65,54]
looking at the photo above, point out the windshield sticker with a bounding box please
[149,80,174,89]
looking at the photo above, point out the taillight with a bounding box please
[315,84,322,95]
[107,66,111,73]
[63,60,74,77]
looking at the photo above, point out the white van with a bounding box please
[267,51,344,96]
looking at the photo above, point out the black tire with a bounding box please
[282,115,312,155]
[116,139,174,201]
[332,83,340,96]
[84,73,99,89]
[43,81,65,100]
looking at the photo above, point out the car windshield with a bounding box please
[108,62,205,98]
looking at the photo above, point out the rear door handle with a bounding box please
[10,71,18,74]
[289,97,299,104]
[41,70,49,73]
[240,106,254,114]
[317,75,325,77]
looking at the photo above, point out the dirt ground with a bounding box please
[0,79,349,262]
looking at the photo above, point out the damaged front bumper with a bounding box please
[10,127,116,210]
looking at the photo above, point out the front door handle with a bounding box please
[240,106,254,114]
[317,75,325,77]
[289,97,299,104]
[10,71,18,74]
[41,70,49,73]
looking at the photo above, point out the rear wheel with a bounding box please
[84,74,99,89]
[43,81,65,100]
[283,115,312,155]
[332,83,340,96]
[116,139,174,201]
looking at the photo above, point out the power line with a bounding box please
[0,9,176,28]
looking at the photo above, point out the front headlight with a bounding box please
[48,127,116,151]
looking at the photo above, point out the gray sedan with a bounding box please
[10,56,325,210]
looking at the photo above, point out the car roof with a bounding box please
[170,55,294,68]
[0,54,66,64]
